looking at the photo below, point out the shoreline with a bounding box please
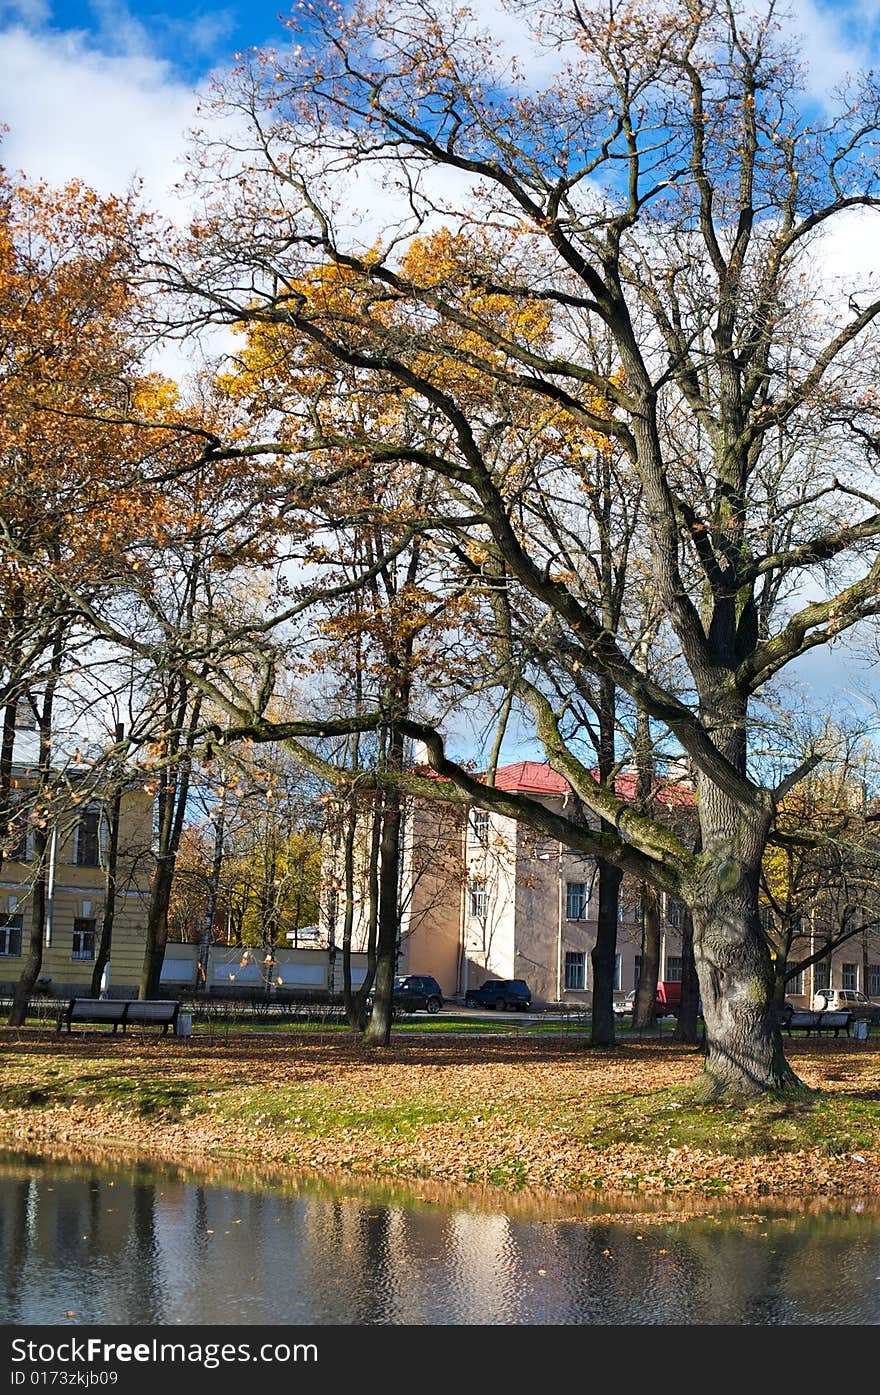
[2,1028,880,1199]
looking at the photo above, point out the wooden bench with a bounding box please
[57,998,180,1035]
[123,1000,180,1034]
[784,1009,851,1037]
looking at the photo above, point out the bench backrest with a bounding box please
[125,1000,179,1022]
[68,1000,127,1021]
[789,1009,849,1027]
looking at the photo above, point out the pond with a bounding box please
[2,1152,879,1324]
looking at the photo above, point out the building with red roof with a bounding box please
[322,758,694,1006]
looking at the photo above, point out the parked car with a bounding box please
[613,982,684,1019]
[368,975,444,1014]
[612,990,637,1017]
[464,979,532,1011]
[812,988,880,1022]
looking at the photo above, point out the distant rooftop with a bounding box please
[491,761,694,808]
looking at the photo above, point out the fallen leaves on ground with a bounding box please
[1,1029,879,1199]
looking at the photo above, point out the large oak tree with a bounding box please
[150,0,880,1097]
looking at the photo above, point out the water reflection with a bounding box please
[1,1153,879,1324]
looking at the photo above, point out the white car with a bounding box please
[812,988,880,1022]
[612,990,636,1017]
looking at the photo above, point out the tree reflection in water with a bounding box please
[1,1153,878,1324]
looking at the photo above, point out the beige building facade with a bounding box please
[0,773,155,1000]
[322,760,880,1008]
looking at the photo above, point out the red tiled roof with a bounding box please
[492,761,694,808]
[493,761,571,794]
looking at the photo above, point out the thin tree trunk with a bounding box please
[9,632,61,1026]
[590,672,620,1046]
[90,752,124,997]
[673,907,700,1045]
[633,882,661,1029]
[590,857,622,1046]
[197,784,226,993]
[139,689,202,999]
[363,721,405,1047]
[341,795,360,1027]
[9,827,47,1026]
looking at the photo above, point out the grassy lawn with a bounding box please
[1,1030,879,1195]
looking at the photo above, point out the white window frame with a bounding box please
[468,881,487,919]
[564,951,586,991]
[566,882,589,921]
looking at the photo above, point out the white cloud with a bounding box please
[0,24,198,213]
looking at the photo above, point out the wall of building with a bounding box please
[397,798,465,995]
[460,810,518,993]
[159,942,369,996]
[0,786,153,998]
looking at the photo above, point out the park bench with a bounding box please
[57,998,181,1035]
[783,1009,851,1037]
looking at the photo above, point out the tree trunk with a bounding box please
[363,784,402,1047]
[8,827,47,1026]
[590,858,622,1046]
[91,770,123,998]
[140,855,175,999]
[633,882,661,1029]
[673,907,700,1045]
[9,629,61,1025]
[590,672,620,1046]
[341,797,361,1029]
[197,786,226,992]
[690,778,801,1098]
[139,692,200,999]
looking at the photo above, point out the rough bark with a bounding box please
[90,771,123,999]
[8,631,61,1025]
[673,907,701,1046]
[138,692,201,999]
[196,785,226,992]
[362,780,402,1047]
[590,857,623,1046]
[8,825,47,1026]
[633,882,661,1029]
[690,772,801,1098]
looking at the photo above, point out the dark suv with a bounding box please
[464,979,532,1011]
[389,975,444,1013]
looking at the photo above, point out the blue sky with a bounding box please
[2,1,880,203]
[3,0,880,746]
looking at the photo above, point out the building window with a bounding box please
[468,881,487,919]
[74,805,101,866]
[666,897,683,928]
[566,882,589,921]
[813,959,831,991]
[842,962,858,991]
[867,965,880,997]
[787,969,805,996]
[758,906,774,934]
[564,951,586,991]
[0,915,23,957]
[72,918,96,960]
[469,808,490,844]
[666,955,683,982]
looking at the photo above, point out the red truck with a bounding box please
[614,980,684,1019]
[655,980,682,1017]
